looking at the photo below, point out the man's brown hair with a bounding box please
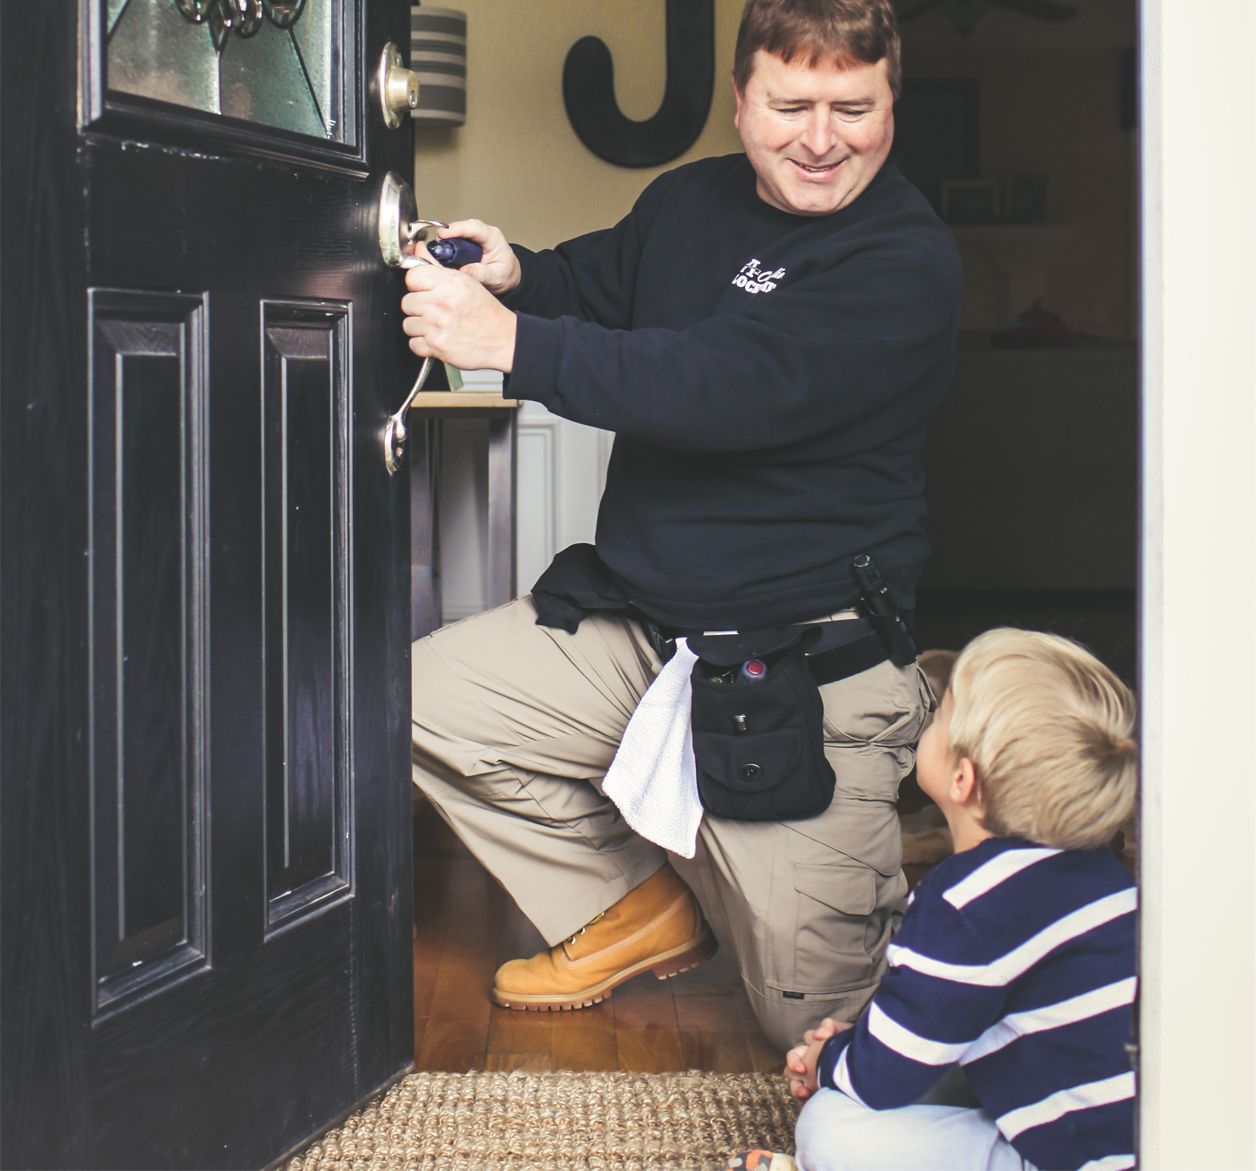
[733,0,902,100]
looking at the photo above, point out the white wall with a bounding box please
[1139,1,1256,1166]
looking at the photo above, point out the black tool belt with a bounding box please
[643,612,907,686]
[640,614,914,823]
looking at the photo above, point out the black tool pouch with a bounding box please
[688,627,835,822]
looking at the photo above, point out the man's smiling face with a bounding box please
[733,49,895,217]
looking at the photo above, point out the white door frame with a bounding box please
[1138,2,1256,1166]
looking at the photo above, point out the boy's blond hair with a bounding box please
[947,628,1137,851]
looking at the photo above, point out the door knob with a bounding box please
[384,355,432,476]
[378,175,484,474]
[378,170,418,268]
[377,42,420,129]
[379,172,435,474]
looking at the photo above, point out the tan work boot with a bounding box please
[492,865,716,1011]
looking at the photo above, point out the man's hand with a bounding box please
[785,1018,852,1101]
[436,218,521,296]
[401,263,517,373]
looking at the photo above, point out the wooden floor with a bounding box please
[411,808,783,1074]
[412,800,1134,1076]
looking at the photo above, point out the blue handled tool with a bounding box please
[427,237,484,268]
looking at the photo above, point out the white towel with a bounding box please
[602,637,704,858]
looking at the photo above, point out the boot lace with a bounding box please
[565,910,605,946]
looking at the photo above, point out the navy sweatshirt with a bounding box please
[817,839,1137,1171]
[504,153,962,631]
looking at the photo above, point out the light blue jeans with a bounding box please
[795,1089,1039,1171]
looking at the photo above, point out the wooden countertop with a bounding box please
[410,391,519,410]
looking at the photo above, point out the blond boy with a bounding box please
[785,629,1138,1171]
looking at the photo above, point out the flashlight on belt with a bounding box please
[852,553,917,666]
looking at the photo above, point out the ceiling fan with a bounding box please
[898,0,1079,37]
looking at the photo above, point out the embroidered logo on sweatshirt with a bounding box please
[731,258,786,294]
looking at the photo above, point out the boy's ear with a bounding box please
[951,757,983,810]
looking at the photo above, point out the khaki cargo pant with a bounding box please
[411,596,933,1052]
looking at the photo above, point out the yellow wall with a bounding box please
[413,0,747,249]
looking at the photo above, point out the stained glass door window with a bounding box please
[105,0,351,143]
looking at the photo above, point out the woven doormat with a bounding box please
[286,1070,800,1171]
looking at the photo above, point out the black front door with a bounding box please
[2,3,415,1166]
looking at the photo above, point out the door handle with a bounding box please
[378,174,485,474]
[379,171,445,475]
[377,42,420,129]
[384,340,430,475]
[383,221,435,476]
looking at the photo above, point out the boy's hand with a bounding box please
[784,1018,851,1101]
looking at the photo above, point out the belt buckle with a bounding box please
[647,622,676,663]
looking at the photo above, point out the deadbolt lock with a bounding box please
[377,42,419,129]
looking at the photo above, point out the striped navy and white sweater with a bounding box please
[816,837,1137,1171]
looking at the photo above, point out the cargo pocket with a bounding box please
[768,860,879,996]
[786,793,905,880]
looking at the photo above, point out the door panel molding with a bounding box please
[515,417,557,606]
[443,406,612,615]
[260,301,354,937]
[514,403,609,601]
[87,288,210,1018]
